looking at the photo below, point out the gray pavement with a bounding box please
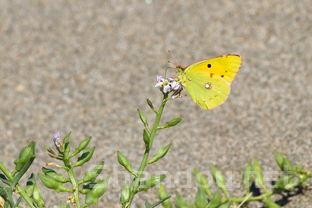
[0,0,312,207]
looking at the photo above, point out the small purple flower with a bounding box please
[155,75,183,97]
[163,84,171,93]
[155,75,165,88]
[52,132,62,149]
[170,81,182,91]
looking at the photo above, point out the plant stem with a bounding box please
[125,94,169,208]
[0,162,13,181]
[229,191,273,203]
[16,185,37,208]
[68,167,81,208]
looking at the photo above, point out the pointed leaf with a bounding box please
[117,151,136,176]
[71,136,92,157]
[252,160,266,190]
[263,197,281,208]
[120,185,131,206]
[207,191,222,208]
[194,187,208,208]
[275,153,293,172]
[82,161,104,183]
[148,143,172,164]
[85,179,108,205]
[138,109,148,126]
[193,169,212,198]
[158,184,173,208]
[42,167,69,183]
[143,129,151,150]
[175,195,189,208]
[138,175,166,192]
[12,142,36,186]
[210,166,228,196]
[39,173,72,192]
[160,117,182,129]
[242,162,253,192]
[14,142,36,173]
[74,147,95,167]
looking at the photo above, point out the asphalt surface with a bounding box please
[0,0,312,207]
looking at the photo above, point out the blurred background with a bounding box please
[0,0,311,207]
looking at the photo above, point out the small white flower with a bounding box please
[163,84,171,93]
[170,81,182,91]
[155,75,183,96]
[155,75,165,88]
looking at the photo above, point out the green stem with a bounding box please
[68,167,81,208]
[125,94,169,208]
[0,162,13,181]
[16,185,37,208]
[229,191,273,203]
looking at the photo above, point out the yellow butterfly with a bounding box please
[177,54,242,110]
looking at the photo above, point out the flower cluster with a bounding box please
[155,75,183,98]
[52,132,62,149]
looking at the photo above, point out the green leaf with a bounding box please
[85,179,108,205]
[12,142,36,186]
[143,129,151,150]
[218,202,231,208]
[210,166,228,196]
[193,169,212,198]
[274,175,300,191]
[252,160,266,190]
[242,162,253,192]
[80,182,96,194]
[39,173,72,192]
[263,197,281,208]
[207,191,222,208]
[25,174,36,196]
[159,117,182,129]
[194,187,208,208]
[138,109,148,126]
[63,142,71,165]
[14,142,36,173]
[41,167,69,183]
[148,143,172,165]
[82,161,104,183]
[74,147,95,167]
[33,184,45,208]
[120,185,131,206]
[27,176,45,208]
[175,195,189,208]
[274,153,293,172]
[117,151,136,176]
[158,184,173,208]
[138,175,166,192]
[71,136,92,157]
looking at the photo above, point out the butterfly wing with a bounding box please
[180,54,242,109]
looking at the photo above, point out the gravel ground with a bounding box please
[0,0,312,207]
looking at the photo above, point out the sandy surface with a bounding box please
[0,0,312,207]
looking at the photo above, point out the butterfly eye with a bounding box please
[207,64,212,68]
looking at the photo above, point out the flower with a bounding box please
[52,132,62,149]
[155,75,183,98]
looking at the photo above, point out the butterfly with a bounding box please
[176,54,242,110]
